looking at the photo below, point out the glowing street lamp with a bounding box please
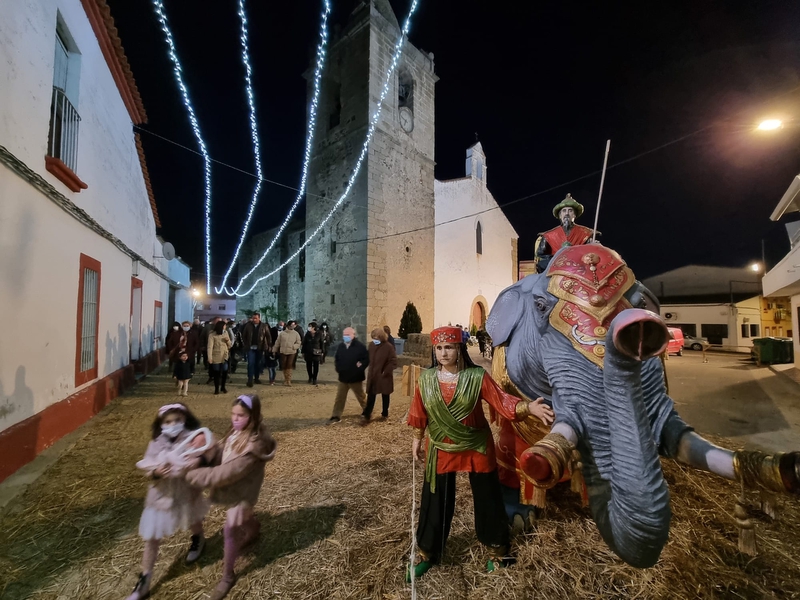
[756,119,783,131]
[749,262,762,273]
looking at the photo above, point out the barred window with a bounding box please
[76,254,100,385]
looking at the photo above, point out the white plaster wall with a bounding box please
[660,300,761,348]
[434,176,519,327]
[0,0,158,259]
[0,171,167,432]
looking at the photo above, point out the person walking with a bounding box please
[362,327,397,424]
[165,321,182,372]
[186,395,276,600]
[271,320,301,386]
[301,322,324,385]
[208,321,232,395]
[328,327,369,424]
[200,318,219,384]
[319,323,333,364]
[173,351,193,396]
[241,314,272,387]
[383,325,395,348]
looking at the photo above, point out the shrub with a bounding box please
[398,301,423,339]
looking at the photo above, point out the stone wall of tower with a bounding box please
[304,7,372,336]
[304,2,436,338]
[365,10,436,336]
[236,223,305,324]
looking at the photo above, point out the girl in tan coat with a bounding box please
[186,395,276,600]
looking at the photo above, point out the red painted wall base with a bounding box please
[0,348,164,484]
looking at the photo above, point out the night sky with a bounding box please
[106,0,800,289]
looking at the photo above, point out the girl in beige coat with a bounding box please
[186,395,276,600]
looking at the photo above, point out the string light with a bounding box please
[234,0,421,297]
[152,0,214,294]
[214,0,269,294]
[231,0,332,294]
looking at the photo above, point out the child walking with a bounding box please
[173,351,192,396]
[265,351,278,386]
[127,403,213,600]
[186,395,276,600]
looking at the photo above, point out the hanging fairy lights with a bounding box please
[233,0,421,297]
[230,0,332,294]
[152,0,214,294]
[214,0,267,295]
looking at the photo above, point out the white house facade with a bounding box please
[643,265,764,348]
[433,143,519,330]
[0,0,189,482]
[762,174,800,366]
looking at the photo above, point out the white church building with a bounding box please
[0,0,192,482]
[434,142,519,329]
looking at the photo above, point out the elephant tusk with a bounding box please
[571,325,606,347]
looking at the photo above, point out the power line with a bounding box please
[132,125,327,200]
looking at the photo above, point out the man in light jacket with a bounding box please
[271,320,302,386]
[328,327,370,424]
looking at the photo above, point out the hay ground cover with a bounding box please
[1,363,799,599]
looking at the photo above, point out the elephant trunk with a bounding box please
[596,309,671,567]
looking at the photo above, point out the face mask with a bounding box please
[172,326,179,331]
[343,335,352,343]
[372,339,381,345]
[232,417,250,431]
[278,326,284,331]
[161,422,185,437]
[182,326,190,332]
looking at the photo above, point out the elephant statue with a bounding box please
[487,244,800,568]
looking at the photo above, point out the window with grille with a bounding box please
[75,254,100,385]
[48,16,82,173]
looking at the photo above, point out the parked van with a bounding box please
[667,327,685,356]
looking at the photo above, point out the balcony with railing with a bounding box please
[45,86,88,192]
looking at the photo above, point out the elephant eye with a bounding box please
[535,297,547,312]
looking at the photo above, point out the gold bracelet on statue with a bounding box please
[515,400,531,420]
[734,449,786,493]
[527,433,576,489]
[412,427,425,440]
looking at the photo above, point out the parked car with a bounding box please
[683,334,708,351]
[666,327,685,356]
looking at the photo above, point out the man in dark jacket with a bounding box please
[328,327,369,424]
[241,313,273,387]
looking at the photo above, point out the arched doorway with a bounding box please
[470,296,488,330]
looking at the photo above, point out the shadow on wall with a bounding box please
[105,323,129,375]
[0,366,39,473]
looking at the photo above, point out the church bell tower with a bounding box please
[304,0,437,336]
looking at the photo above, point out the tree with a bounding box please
[398,301,423,339]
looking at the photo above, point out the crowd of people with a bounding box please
[163,316,399,425]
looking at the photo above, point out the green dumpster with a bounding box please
[752,337,794,365]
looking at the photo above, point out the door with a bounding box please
[131,278,143,361]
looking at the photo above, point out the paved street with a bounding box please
[664,351,800,452]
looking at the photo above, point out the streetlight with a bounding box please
[756,119,783,131]
[749,262,762,273]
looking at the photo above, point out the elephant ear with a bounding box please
[486,286,523,346]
